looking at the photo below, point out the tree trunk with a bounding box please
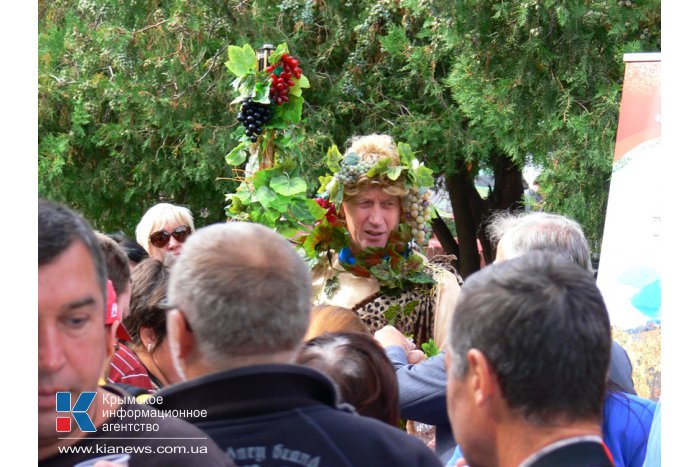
[479,151,526,262]
[445,161,482,278]
[431,213,459,257]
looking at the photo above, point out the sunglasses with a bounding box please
[149,225,192,248]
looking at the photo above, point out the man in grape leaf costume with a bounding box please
[306,134,462,349]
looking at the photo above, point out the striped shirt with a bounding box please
[108,342,158,392]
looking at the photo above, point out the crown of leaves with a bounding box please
[317,141,434,210]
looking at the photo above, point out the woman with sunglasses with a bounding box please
[135,203,195,262]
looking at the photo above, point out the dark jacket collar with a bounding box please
[154,364,342,422]
[526,440,614,467]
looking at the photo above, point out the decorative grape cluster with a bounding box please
[266,53,303,105]
[402,188,433,244]
[237,98,273,143]
[333,153,375,186]
[314,197,339,225]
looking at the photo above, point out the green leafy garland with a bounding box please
[221,42,437,296]
[299,144,438,295]
[223,43,316,233]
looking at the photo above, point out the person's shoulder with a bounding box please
[118,401,234,466]
[608,392,657,413]
[323,410,442,464]
[421,253,462,283]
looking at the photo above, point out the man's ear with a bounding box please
[467,349,497,406]
[105,323,118,359]
[166,310,194,361]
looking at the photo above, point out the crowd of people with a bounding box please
[39,134,659,467]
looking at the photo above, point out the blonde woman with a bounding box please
[135,203,195,261]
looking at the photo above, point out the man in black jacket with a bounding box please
[156,222,442,467]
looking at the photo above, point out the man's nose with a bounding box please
[38,322,66,373]
[368,204,383,224]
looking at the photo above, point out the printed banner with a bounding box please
[596,52,661,400]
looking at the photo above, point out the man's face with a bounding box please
[341,186,401,249]
[446,350,494,467]
[38,240,107,443]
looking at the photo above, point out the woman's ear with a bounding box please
[139,327,158,352]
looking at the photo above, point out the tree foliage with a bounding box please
[39,0,660,274]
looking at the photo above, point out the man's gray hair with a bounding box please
[168,222,311,364]
[487,211,594,274]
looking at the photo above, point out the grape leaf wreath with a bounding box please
[299,142,438,297]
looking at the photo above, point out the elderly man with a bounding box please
[374,211,636,462]
[38,199,232,466]
[446,251,613,466]
[156,222,442,467]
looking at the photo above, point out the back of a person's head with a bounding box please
[39,199,106,300]
[305,305,370,341]
[296,332,400,426]
[448,250,611,426]
[168,222,311,363]
[95,232,131,297]
[108,232,149,265]
[123,258,170,347]
[488,211,593,274]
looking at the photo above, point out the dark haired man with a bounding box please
[38,199,232,466]
[446,251,613,467]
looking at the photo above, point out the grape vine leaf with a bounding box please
[275,94,303,123]
[225,142,248,166]
[226,44,257,77]
[421,338,440,358]
[269,43,290,65]
[386,166,403,180]
[326,145,343,173]
[414,165,434,187]
[270,174,307,196]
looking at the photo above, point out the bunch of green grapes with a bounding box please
[402,188,433,244]
[334,153,373,185]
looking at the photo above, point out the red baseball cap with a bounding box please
[105,280,131,341]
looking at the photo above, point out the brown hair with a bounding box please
[305,305,370,341]
[95,232,131,297]
[296,332,401,426]
[122,258,170,347]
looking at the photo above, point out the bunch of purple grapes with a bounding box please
[237,97,273,143]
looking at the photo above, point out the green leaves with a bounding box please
[326,145,343,173]
[272,94,304,124]
[421,338,440,358]
[270,174,307,196]
[226,44,257,77]
[268,43,290,65]
[225,142,248,166]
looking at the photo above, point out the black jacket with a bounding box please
[155,364,443,467]
[527,440,614,467]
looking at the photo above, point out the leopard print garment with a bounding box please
[352,255,461,348]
